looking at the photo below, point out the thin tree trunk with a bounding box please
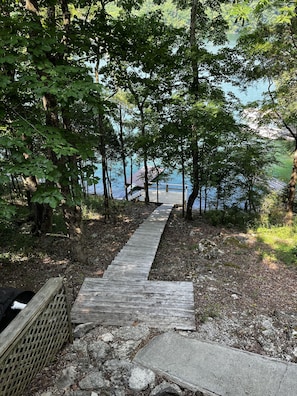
[185,0,199,220]
[186,138,199,220]
[119,105,128,200]
[99,113,110,220]
[140,108,150,203]
[286,149,297,225]
[143,151,150,204]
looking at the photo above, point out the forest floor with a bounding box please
[1,201,297,363]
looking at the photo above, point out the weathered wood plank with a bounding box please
[73,312,194,330]
[80,278,194,292]
[71,279,196,330]
[75,293,194,306]
[115,250,157,257]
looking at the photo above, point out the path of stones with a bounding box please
[28,323,196,396]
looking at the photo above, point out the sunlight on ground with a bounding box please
[261,252,280,270]
[256,225,297,266]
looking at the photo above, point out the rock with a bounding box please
[104,359,134,387]
[114,339,143,359]
[104,358,133,373]
[72,341,90,371]
[26,314,297,395]
[150,381,183,395]
[101,332,114,343]
[73,323,97,338]
[129,366,156,391]
[57,365,77,389]
[78,371,110,390]
[261,318,275,337]
[88,340,110,363]
[197,239,224,259]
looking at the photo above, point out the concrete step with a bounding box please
[134,332,297,396]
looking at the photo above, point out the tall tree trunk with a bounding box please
[186,134,199,220]
[60,153,86,261]
[185,0,199,221]
[143,150,150,204]
[140,108,150,203]
[119,105,128,200]
[180,138,186,217]
[285,148,297,225]
[22,175,53,235]
[98,113,110,220]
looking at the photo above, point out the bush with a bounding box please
[259,192,286,226]
[204,207,257,228]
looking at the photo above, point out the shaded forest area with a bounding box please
[1,0,297,259]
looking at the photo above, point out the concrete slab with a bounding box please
[134,332,297,396]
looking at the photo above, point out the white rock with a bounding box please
[101,332,114,342]
[129,366,155,391]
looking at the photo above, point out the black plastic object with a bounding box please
[0,287,35,332]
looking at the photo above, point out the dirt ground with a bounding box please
[1,201,297,362]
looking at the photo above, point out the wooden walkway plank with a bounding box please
[71,279,196,330]
[71,204,196,331]
[103,203,174,281]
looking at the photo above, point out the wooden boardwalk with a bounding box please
[103,204,173,280]
[71,204,196,330]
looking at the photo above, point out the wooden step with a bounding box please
[71,278,196,331]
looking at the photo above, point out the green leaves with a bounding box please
[31,185,64,209]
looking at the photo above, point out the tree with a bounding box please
[102,11,181,203]
[231,0,297,224]
[170,0,242,220]
[0,1,101,259]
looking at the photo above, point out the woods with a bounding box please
[1,0,296,241]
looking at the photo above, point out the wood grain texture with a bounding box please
[71,204,196,331]
[71,279,196,330]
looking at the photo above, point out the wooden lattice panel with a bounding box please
[0,278,72,396]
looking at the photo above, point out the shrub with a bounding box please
[204,207,257,228]
[259,192,286,226]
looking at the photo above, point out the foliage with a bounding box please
[230,0,297,223]
[0,0,285,235]
[258,191,287,226]
[204,207,257,229]
[0,1,108,233]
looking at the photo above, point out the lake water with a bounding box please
[92,65,270,207]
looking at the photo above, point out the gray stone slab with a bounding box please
[134,332,297,396]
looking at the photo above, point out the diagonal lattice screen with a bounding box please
[0,278,72,396]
